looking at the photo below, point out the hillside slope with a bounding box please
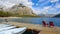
[9,4,36,16]
[53,14,60,17]
[0,4,38,17]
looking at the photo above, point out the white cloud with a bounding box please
[0,0,60,14]
[33,0,60,14]
[56,5,60,8]
[43,6,51,10]
[39,0,59,3]
[33,4,60,14]
[49,0,59,3]
[4,2,15,8]
[32,8,41,15]
[33,6,52,14]
[23,1,34,8]
[55,3,60,8]
[0,0,34,8]
[40,6,52,14]
[41,5,60,14]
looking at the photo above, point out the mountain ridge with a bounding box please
[53,14,60,17]
[0,3,38,17]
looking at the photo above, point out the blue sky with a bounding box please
[31,0,60,14]
[0,0,60,14]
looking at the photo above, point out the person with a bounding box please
[49,21,54,27]
[42,21,48,27]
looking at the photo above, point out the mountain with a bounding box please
[8,4,36,16]
[0,3,38,17]
[53,14,60,17]
[38,14,56,17]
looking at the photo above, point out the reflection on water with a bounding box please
[0,18,60,27]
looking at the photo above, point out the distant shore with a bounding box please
[0,17,23,18]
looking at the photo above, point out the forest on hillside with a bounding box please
[0,10,39,17]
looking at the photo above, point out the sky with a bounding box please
[0,0,60,14]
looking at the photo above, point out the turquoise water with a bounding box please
[0,18,60,27]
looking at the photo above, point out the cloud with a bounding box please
[0,0,34,8]
[32,7,49,15]
[32,8,41,15]
[55,3,60,8]
[32,0,60,14]
[39,0,59,3]
[49,0,59,3]
[33,3,60,14]
[23,1,34,8]
[43,6,51,10]
[39,6,52,14]
[3,2,15,8]
[0,0,60,14]
[41,4,60,14]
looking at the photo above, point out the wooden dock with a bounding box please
[5,22,60,34]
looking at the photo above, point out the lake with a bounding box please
[0,18,60,27]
